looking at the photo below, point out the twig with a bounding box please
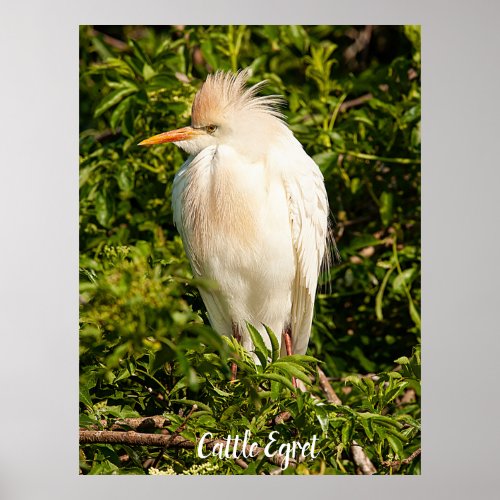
[382,447,421,468]
[351,441,377,475]
[89,29,129,51]
[344,25,373,67]
[339,93,373,113]
[274,411,292,425]
[94,128,121,142]
[317,367,342,405]
[234,458,248,469]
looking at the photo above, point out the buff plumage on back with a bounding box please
[191,70,284,128]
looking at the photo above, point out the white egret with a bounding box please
[139,70,331,374]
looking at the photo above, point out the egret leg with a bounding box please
[283,327,297,388]
[231,323,241,382]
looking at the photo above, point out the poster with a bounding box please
[78,25,421,475]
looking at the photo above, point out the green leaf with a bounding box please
[315,405,329,434]
[313,151,337,171]
[95,189,113,227]
[382,383,409,407]
[379,191,393,227]
[263,325,280,362]
[271,380,281,399]
[110,95,133,131]
[79,385,93,409]
[246,323,269,368]
[344,374,363,387]
[376,266,395,321]
[362,376,375,393]
[280,354,320,365]
[256,372,295,392]
[146,73,179,91]
[373,423,387,441]
[94,87,137,118]
[409,300,421,329]
[200,40,219,69]
[393,268,416,294]
[115,163,135,192]
[394,356,410,365]
[142,63,155,81]
[348,234,383,251]
[271,361,311,386]
[341,419,353,445]
[289,25,309,52]
[128,39,150,65]
[387,434,405,459]
[359,416,375,440]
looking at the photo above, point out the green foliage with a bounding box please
[79,25,421,475]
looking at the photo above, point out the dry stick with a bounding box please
[152,404,197,468]
[382,447,421,469]
[316,366,377,475]
[339,93,373,113]
[234,458,249,470]
[351,441,377,475]
[274,411,292,425]
[79,429,292,470]
[89,29,129,51]
[317,367,342,405]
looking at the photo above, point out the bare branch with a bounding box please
[274,411,292,425]
[317,367,342,405]
[80,429,193,448]
[382,447,421,469]
[79,428,293,470]
[339,93,373,113]
[351,441,377,475]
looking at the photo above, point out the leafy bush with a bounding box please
[79,25,421,475]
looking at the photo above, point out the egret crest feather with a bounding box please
[191,70,284,128]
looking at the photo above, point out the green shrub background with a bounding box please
[79,25,421,475]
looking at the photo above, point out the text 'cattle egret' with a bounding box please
[139,70,331,373]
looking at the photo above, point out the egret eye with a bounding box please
[206,124,217,134]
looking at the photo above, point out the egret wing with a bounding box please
[283,154,329,355]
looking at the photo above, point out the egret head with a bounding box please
[139,70,288,159]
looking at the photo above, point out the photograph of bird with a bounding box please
[139,70,330,371]
[79,26,422,475]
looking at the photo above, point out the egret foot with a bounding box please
[230,362,238,382]
[230,322,242,382]
[283,327,297,388]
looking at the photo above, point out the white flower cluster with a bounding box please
[149,462,219,475]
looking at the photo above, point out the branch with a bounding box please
[80,429,193,448]
[339,93,373,113]
[382,447,421,469]
[351,441,377,475]
[79,428,293,470]
[89,29,129,51]
[273,411,292,425]
[317,367,342,405]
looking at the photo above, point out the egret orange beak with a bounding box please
[138,126,204,146]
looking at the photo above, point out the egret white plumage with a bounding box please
[139,70,331,372]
